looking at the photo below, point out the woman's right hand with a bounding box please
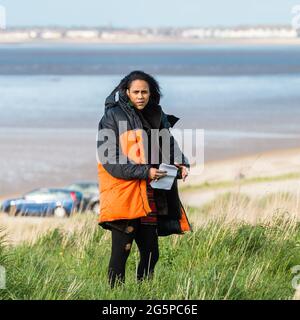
[148,168,167,181]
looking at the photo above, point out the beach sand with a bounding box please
[186,147,300,184]
[179,147,300,208]
[1,38,300,46]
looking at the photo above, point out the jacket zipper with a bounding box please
[123,101,150,217]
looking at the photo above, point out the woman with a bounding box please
[97,70,192,288]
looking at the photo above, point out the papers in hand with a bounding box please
[150,163,178,190]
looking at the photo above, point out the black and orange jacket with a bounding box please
[97,88,192,236]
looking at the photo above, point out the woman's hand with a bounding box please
[174,162,189,182]
[148,168,167,181]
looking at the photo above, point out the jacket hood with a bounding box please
[104,87,180,128]
[104,87,122,111]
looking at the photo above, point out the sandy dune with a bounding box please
[185,147,300,184]
[179,147,300,207]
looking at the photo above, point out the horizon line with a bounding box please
[2,23,294,29]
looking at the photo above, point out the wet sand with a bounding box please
[0,128,98,197]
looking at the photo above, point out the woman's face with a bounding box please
[126,80,150,110]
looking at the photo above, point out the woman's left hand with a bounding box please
[174,162,189,182]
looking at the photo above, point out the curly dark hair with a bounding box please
[116,70,162,106]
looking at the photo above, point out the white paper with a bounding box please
[150,163,178,190]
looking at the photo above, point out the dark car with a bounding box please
[65,182,99,214]
[0,188,83,218]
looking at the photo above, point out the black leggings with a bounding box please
[108,218,159,288]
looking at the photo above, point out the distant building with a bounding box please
[65,30,99,39]
[0,26,299,43]
[181,27,298,39]
[100,30,142,40]
[40,31,62,40]
[0,30,37,41]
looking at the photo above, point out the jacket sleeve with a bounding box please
[161,112,190,171]
[170,132,190,180]
[170,131,190,169]
[97,110,151,180]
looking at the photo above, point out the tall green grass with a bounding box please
[0,208,299,300]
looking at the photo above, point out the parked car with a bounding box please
[65,182,99,214]
[0,188,83,218]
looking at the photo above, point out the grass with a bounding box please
[0,194,300,300]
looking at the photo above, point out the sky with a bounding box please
[0,0,298,28]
